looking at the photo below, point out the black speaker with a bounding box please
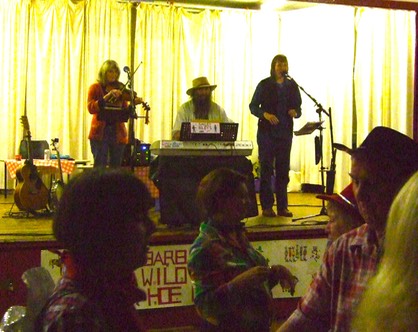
[19,140,49,159]
[155,156,258,227]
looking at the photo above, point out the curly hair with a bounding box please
[196,167,247,219]
[53,167,153,268]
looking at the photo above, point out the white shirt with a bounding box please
[172,99,232,137]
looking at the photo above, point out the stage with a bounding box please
[0,190,328,331]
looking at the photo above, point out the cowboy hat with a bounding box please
[186,77,217,96]
[333,126,418,171]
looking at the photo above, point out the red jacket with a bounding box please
[87,82,128,144]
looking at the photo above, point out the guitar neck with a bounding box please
[25,132,34,164]
[52,142,64,182]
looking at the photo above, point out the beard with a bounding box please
[192,94,212,119]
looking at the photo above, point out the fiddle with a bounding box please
[104,81,151,124]
[106,82,142,105]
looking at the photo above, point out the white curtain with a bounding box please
[1,0,30,171]
[0,1,415,194]
[278,5,357,190]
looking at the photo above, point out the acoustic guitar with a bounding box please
[48,138,65,212]
[14,116,49,212]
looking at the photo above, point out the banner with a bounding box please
[41,237,327,309]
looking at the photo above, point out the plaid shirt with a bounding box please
[187,221,273,331]
[284,223,379,331]
[35,264,146,332]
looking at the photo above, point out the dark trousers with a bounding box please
[258,132,292,211]
[90,125,125,167]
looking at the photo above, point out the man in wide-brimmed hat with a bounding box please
[279,126,418,332]
[317,182,364,243]
[172,76,232,140]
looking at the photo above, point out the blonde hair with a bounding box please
[326,200,364,232]
[352,170,418,331]
[96,59,120,85]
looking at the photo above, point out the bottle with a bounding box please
[44,149,51,160]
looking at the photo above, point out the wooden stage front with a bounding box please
[0,190,328,331]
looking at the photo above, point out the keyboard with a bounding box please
[150,140,253,156]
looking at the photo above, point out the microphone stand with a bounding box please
[124,66,139,172]
[287,75,336,222]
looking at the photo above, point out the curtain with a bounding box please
[25,0,86,158]
[278,5,357,190]
[1,0,30,171]
[0,1,416,195]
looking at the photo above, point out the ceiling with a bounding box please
[167,1,308,10]
[165,0,418,11]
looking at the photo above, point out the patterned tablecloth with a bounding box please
[132,166,159,199]
[5,159,75,179]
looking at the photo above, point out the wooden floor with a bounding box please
[0,190,328,243]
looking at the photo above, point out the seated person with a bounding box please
[352,170,418,331]
[188,167,298,331]
[35,168,156,331]
[316,183,364,245]
[277,126,418,331]
[172,76,232,140]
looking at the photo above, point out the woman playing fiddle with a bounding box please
[87,59,143,167]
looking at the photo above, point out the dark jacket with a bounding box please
[249,76,302,139]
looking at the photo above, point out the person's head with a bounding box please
[97,59,121,85]
[325,201,363,242]
[196,168,250,227]
[335,127,418,236]
[382,169,418,283]
[352,170,418,331]
[317,183,364,242]
[53,168,155,276]
[270,54,288,79]
[186,77,217,119]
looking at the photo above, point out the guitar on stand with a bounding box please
[49,138,65,213]
[14,116,49,213]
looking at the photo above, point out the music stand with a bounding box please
[294,121,323,136]
[290,78,337,222]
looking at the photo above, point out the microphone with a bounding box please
[123,66,130,73]
[283,72,293,80]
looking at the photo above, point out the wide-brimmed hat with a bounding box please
[317,183,357,211]
[333,126,418,171]
[186,76,217,96]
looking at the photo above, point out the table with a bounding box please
[2,159,76,198]
[132,166,159,199]
[63,163,159,199]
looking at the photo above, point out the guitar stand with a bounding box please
[5,202,51,219]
